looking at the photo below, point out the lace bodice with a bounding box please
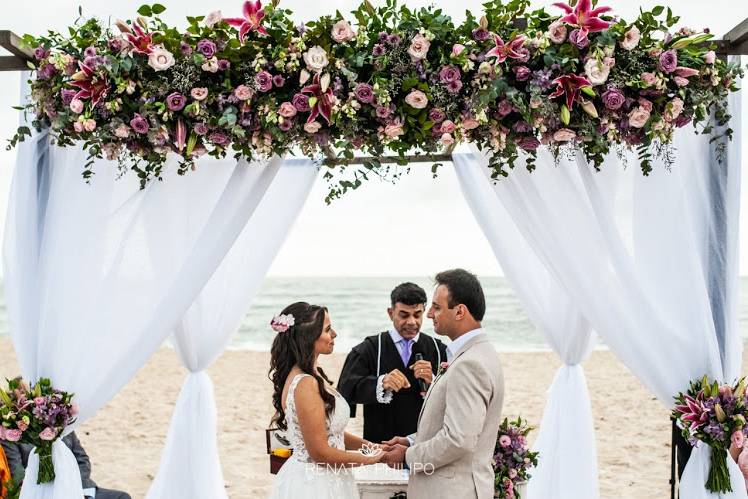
[285,373,349,463]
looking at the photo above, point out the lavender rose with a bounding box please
[166,92,187,111]
[217,59,231,71]
[60,88,77,105]
[33,46,49,60]
[197,39,217,58]
[292,93,311,112]
[513,65,531,81]
[255,71,273,92]
[472,28,491,41]
[193,122,208,135]
[659,50,678,73]
[518,136,541,151]
[439,65,461,83]
[569,29,589,49]
[273,74,286,87]
[429,108,446,123]
[208,131,230,146]
[601,88,625,110]
[445,79,463,93]
[354,83,374,104]
[279,118,294,131]
[130,114,149,134]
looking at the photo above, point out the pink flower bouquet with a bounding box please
[493,417,538,498]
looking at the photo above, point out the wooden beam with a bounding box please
[724,17,748,47]
[0,31,32,60]
[0,56,29,71]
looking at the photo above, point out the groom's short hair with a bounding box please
[434,269,486,321]
[390,282,427,307]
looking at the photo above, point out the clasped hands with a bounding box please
[369,436,409,469]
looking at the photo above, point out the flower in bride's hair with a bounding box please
[270,313,295,333]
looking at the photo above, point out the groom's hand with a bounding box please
[410,360,434,385]
[383,444,408,469]
[382,369,410,392]
[381,436,410,451]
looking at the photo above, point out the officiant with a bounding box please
[338,282,448,443]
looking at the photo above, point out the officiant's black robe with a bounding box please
[338,331,448,443]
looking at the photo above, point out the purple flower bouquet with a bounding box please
[493,417,538,499]
[673,375,748,493]
[0,378,77,484]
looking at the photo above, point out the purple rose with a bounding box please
[130,113,149,134]
[292,93,310,112]
[445,79,463,93]
[60,88,77,105]
[429,107,446,123]
[497,99,514,117]
[197,39,217,58]
[472,28,491,41]
[38,64,57,80]
[255,71,273,92]
[512,120,532,133]
[166,92,187,111]
[513,65,531,82]
[601,88,625,110]
[279,118,294,131]
[515,47,531,63]
[180,42,193,55]
[218,59,231,71]
[376,106,392,119]
[569,29,589,49]
[208,132,229,146]
[518,136,540,151]
[372,44,386,56]
[386,34,401,46]
[354,83,374,103]
[193,122,208,135]
[659,50,678,73]
[33,47,49,60]
[439,65,461,84]
[273,74,286,87]
[109,37,127,52]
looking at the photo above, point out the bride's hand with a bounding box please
[381,436,409,451]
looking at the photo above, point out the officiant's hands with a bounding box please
[410,359,433,385]
[382,369,410,392]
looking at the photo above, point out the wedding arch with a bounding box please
[0,0,746,498]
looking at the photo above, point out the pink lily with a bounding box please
[553,0,612,38]
[549,73,592,110]
[674,395,709,431]
[225,0,268,42]
[485,34,526,63]
[300,73,334,124]
[174,118,187,152]
[674,66,700,78]
[124,24,154,55]
[70,61,110,106]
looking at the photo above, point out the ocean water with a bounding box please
[0,276,747,352]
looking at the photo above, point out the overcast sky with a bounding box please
[1,0,746,276]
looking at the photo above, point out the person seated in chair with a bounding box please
[1,431,131,499]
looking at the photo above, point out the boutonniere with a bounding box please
[436,361,450,377]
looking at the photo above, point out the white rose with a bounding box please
[148,46,175,72]
[303,46,329,73]
[404,89,428,109]
[201,57,219,73]
[584,58,610,86]
[204,11,222,28]
[408,34,430,62]
[331,20,356,43]
[304,121,322,134]
[620,26,641,51]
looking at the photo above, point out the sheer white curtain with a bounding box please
[454,149,599,499]
[145,159,317,499]
[456,78,742,498]
[4,74,317,499]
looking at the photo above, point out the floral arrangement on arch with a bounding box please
[493,416,538,498]
[9,0,742,201]
[0,378,78,485]
[673,375,748,493]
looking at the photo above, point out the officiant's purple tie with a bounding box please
[400,338,413,367]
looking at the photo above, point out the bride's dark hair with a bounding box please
[269,302,335,431]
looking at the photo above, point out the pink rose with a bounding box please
[509,468,518,479]
[620,26,641,50]
[39,427,57,441]
[4,429,22,442]
[73,121,84,133]
[674,76,690,87]
[69,98,84,114]
[17,420,28,432]
[331,20,356,43]
[547,21,567,44]
[704,50,716,64]
[641,72,657,86]
[628,107,651,128]
[234,84,253,101]
[440,120,456,134]
[451,44,465,57]
[407,34,430,62]
[553,128,576,142]
[83,119,97,132]
[637,98,653,112]
[732,430,745,449]
[191,87,209,101]
[404,89,428,109]
[462,117,480,130]
[278,102,297,118]
[664,97,684,122]
[440,133,455,147]
[303,121,322,134]
[114,123,130,138]
[499,435,512,448]
[384,121,405,138]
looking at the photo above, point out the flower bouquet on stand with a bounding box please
[0,378,77,484]
[492,417,538,499]
[672,375,748,493]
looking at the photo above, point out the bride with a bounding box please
[268,302,385,498]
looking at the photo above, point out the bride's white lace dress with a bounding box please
[269,373,360,498]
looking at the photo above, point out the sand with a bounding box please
[1,337,716,498]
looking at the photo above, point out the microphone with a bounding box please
[414,353,428,398]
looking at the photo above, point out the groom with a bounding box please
[382,269,504,499]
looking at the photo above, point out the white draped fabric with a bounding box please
[454,77,742,498]
[4,72,319,499]
[145,159,317,499]
[454,150,599,499]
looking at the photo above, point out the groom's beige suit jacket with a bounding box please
[405,332,504,499]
